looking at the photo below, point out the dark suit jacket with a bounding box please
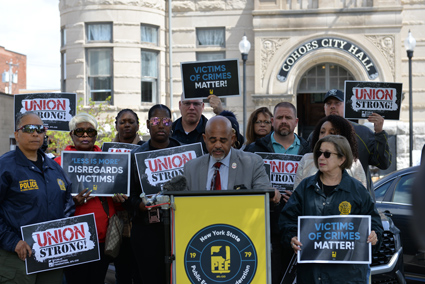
[183,149,271,190]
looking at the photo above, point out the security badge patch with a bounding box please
[184,224,257,284]
[57,179,66,191]
[339,201,352,215]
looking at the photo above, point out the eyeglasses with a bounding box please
[149,117,172,127]
[182,101,203,107]
[73,128,97,137]
[255,120,271,125]
[316,150,339,159]
[17,124,47,134]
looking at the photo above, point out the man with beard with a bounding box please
[245,102,309,284]
[183,116,279,195]
[245,102,309,155]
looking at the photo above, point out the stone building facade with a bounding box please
[59,0,425,170]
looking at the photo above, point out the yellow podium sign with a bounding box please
[172,193,270,284]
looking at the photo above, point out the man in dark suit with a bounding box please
[183,116,280,200]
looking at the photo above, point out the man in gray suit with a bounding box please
[183,116,280,202]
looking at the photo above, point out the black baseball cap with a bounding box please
[324,89,344,103]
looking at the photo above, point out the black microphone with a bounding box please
[163,175,187,191]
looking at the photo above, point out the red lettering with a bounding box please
[35,232,48,247]
[24,100,33,111]
[158,158,169,171]
[74,224,85,239]
[56,99,66,111]
[148,160,158,172]
[46,231,59,246]
[182,153,192,164]
[171,155,182,167]
[355,88,394,101]
[62,227,74,242]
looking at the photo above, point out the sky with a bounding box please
[0,0,61,90]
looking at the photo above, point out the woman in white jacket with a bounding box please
[294,115,367,190]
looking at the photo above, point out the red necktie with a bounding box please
[211,162,222,190]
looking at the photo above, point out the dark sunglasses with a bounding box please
[73,128,97,137]
[149,117,172,126]
[17,124,47,134]
[316,150,339,159]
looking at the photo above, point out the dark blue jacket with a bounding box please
[172,115,208,153]
[279,170,383,283]
[0,147,74,252]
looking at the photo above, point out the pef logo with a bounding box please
[184,224,257,284]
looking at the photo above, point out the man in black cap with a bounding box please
[322,89,392,200]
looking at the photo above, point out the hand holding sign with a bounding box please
[290,236,302,254]
[367,230,378,246]
[207,94,224,114]
[367,113,384,133]
[15,240,32,261]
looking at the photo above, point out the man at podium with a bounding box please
[183,115,280,203]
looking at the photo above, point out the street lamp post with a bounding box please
[405,30,416,167]
[239,35,251,134]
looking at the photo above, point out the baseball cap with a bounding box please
[324,89,344,103]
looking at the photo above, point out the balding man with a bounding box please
[172,94,223,153]
[183,116,278,197]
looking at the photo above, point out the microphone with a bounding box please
[163,175,187,192]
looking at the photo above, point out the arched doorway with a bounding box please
[296,63,355,139]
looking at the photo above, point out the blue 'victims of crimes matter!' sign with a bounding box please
[21,213,100,274]
[298,215,371,264]
[181,59,240,100]
[61,151,130,196]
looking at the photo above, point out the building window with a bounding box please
[141,24,158,45]
[61,52,66,92]
[196,28,225,47]
[87,48,112,102]
[298,63,354,93]
[87,23,112,42]
[141,50,158,103]
[196,52,225,61]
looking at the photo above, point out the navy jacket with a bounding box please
[279,170,383,284]
[172,115,208,153]
[0,147,74,252]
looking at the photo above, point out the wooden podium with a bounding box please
[165,189,273,284]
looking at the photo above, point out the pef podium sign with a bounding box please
[171,191,272,284]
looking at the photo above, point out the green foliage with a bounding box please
[46,97,116,156]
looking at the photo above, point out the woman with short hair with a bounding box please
[55,113,119,284]
[279,135,383,284]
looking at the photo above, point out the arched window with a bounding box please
[298,63,354,92]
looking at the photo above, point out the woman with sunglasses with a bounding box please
[293,115,366,190]
[54,113,118,284]
[279,135,383,284]
[0,112,74,283]
[115,104,179,284]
